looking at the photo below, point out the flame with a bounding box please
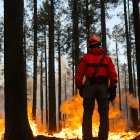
[0,94,140,140]
[0,118,4,140]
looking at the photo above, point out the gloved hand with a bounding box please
[108,83,117,101]
[78,86,84,98]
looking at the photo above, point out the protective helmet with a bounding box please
[88,35,101,47]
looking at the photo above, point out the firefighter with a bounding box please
[75,35,118,140]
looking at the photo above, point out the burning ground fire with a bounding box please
[0,94,140,140]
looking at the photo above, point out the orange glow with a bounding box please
[0,118,4,140]
[0,94,140,140]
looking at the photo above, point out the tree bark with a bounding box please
[100,0,107,53]
[58,30,62,130]
[132,0,140,115]
[40,51,43,124]
[48,0,56,132]
[86,0,90,52]
[73,0,79,70]
[33,0,38,120]
[44,30,48,129]
[124,64,128,119]
[115,41,121,110]
[133,57,137,97]
[4,0,34,139]
[72,42,75,96]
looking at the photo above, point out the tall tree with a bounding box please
[4,0,33,139]
[37,2,49,129]
[49,0,56,132]
[122,63,129,119]
[115,41,121,110]
[123,0,138,130]
[56,20,62,130]
[40,50,43,123]
[73,0,79,70]
[123,0,133,94]
[100,0,107,53]
[85,0,90,52]
[132,0,140,114]
[44,29,48,129]
[32,0,38,120]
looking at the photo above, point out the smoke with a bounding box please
[114,92,139,109]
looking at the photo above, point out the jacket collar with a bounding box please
[88,47,105,55]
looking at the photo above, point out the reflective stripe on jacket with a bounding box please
[75,47,118,88]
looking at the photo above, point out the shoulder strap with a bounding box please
[91,53,106,77]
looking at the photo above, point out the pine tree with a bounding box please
[56,20,62,130]
[100,0,107,52]
[132,0,140,114]
[32,0,38,120]
[4,0,33,139]
[48,0,56,132]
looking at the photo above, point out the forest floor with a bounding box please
[35,135,79,140]
[35,135,140,140]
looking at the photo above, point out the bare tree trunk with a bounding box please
[133,57,137,97]
[23,26,27,94]
[124,65,128,119]
[44,30,48,129]
[4,0,33,139]
[72,43,75,96]
[115,41,121,110]
[40,51,43,124]
[64,74,67,119]
[100,0,107,53]
[58,29,62,130]
[73,0,79,70]
[86,0,90,52]
[132,0,140,115]
[48,0,56,132]
[33,0,38,120]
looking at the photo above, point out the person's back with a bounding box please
[75,35,118,140]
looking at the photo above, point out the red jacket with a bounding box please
[75,48,118,88]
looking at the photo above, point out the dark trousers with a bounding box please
[82,84,109,140]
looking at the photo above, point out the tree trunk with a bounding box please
[58,29,62,130]
[124,64,128,119]
[23,26,27,95]
[33,0,38,120]
[48,0,56,132]
[64,74,67,119]
[115,41,121,110]
[72,42,75,96]
[123,0,138,130]
[40,51,43,124]
[132,0,140,115]
[4,0,34,139]
[72,0,79,95]
[86,0,90,52]
[123,0,133,94]
[73,0,79,70]
[44,30,48,130]
[100,0,107,53]
[133,57,137,97]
